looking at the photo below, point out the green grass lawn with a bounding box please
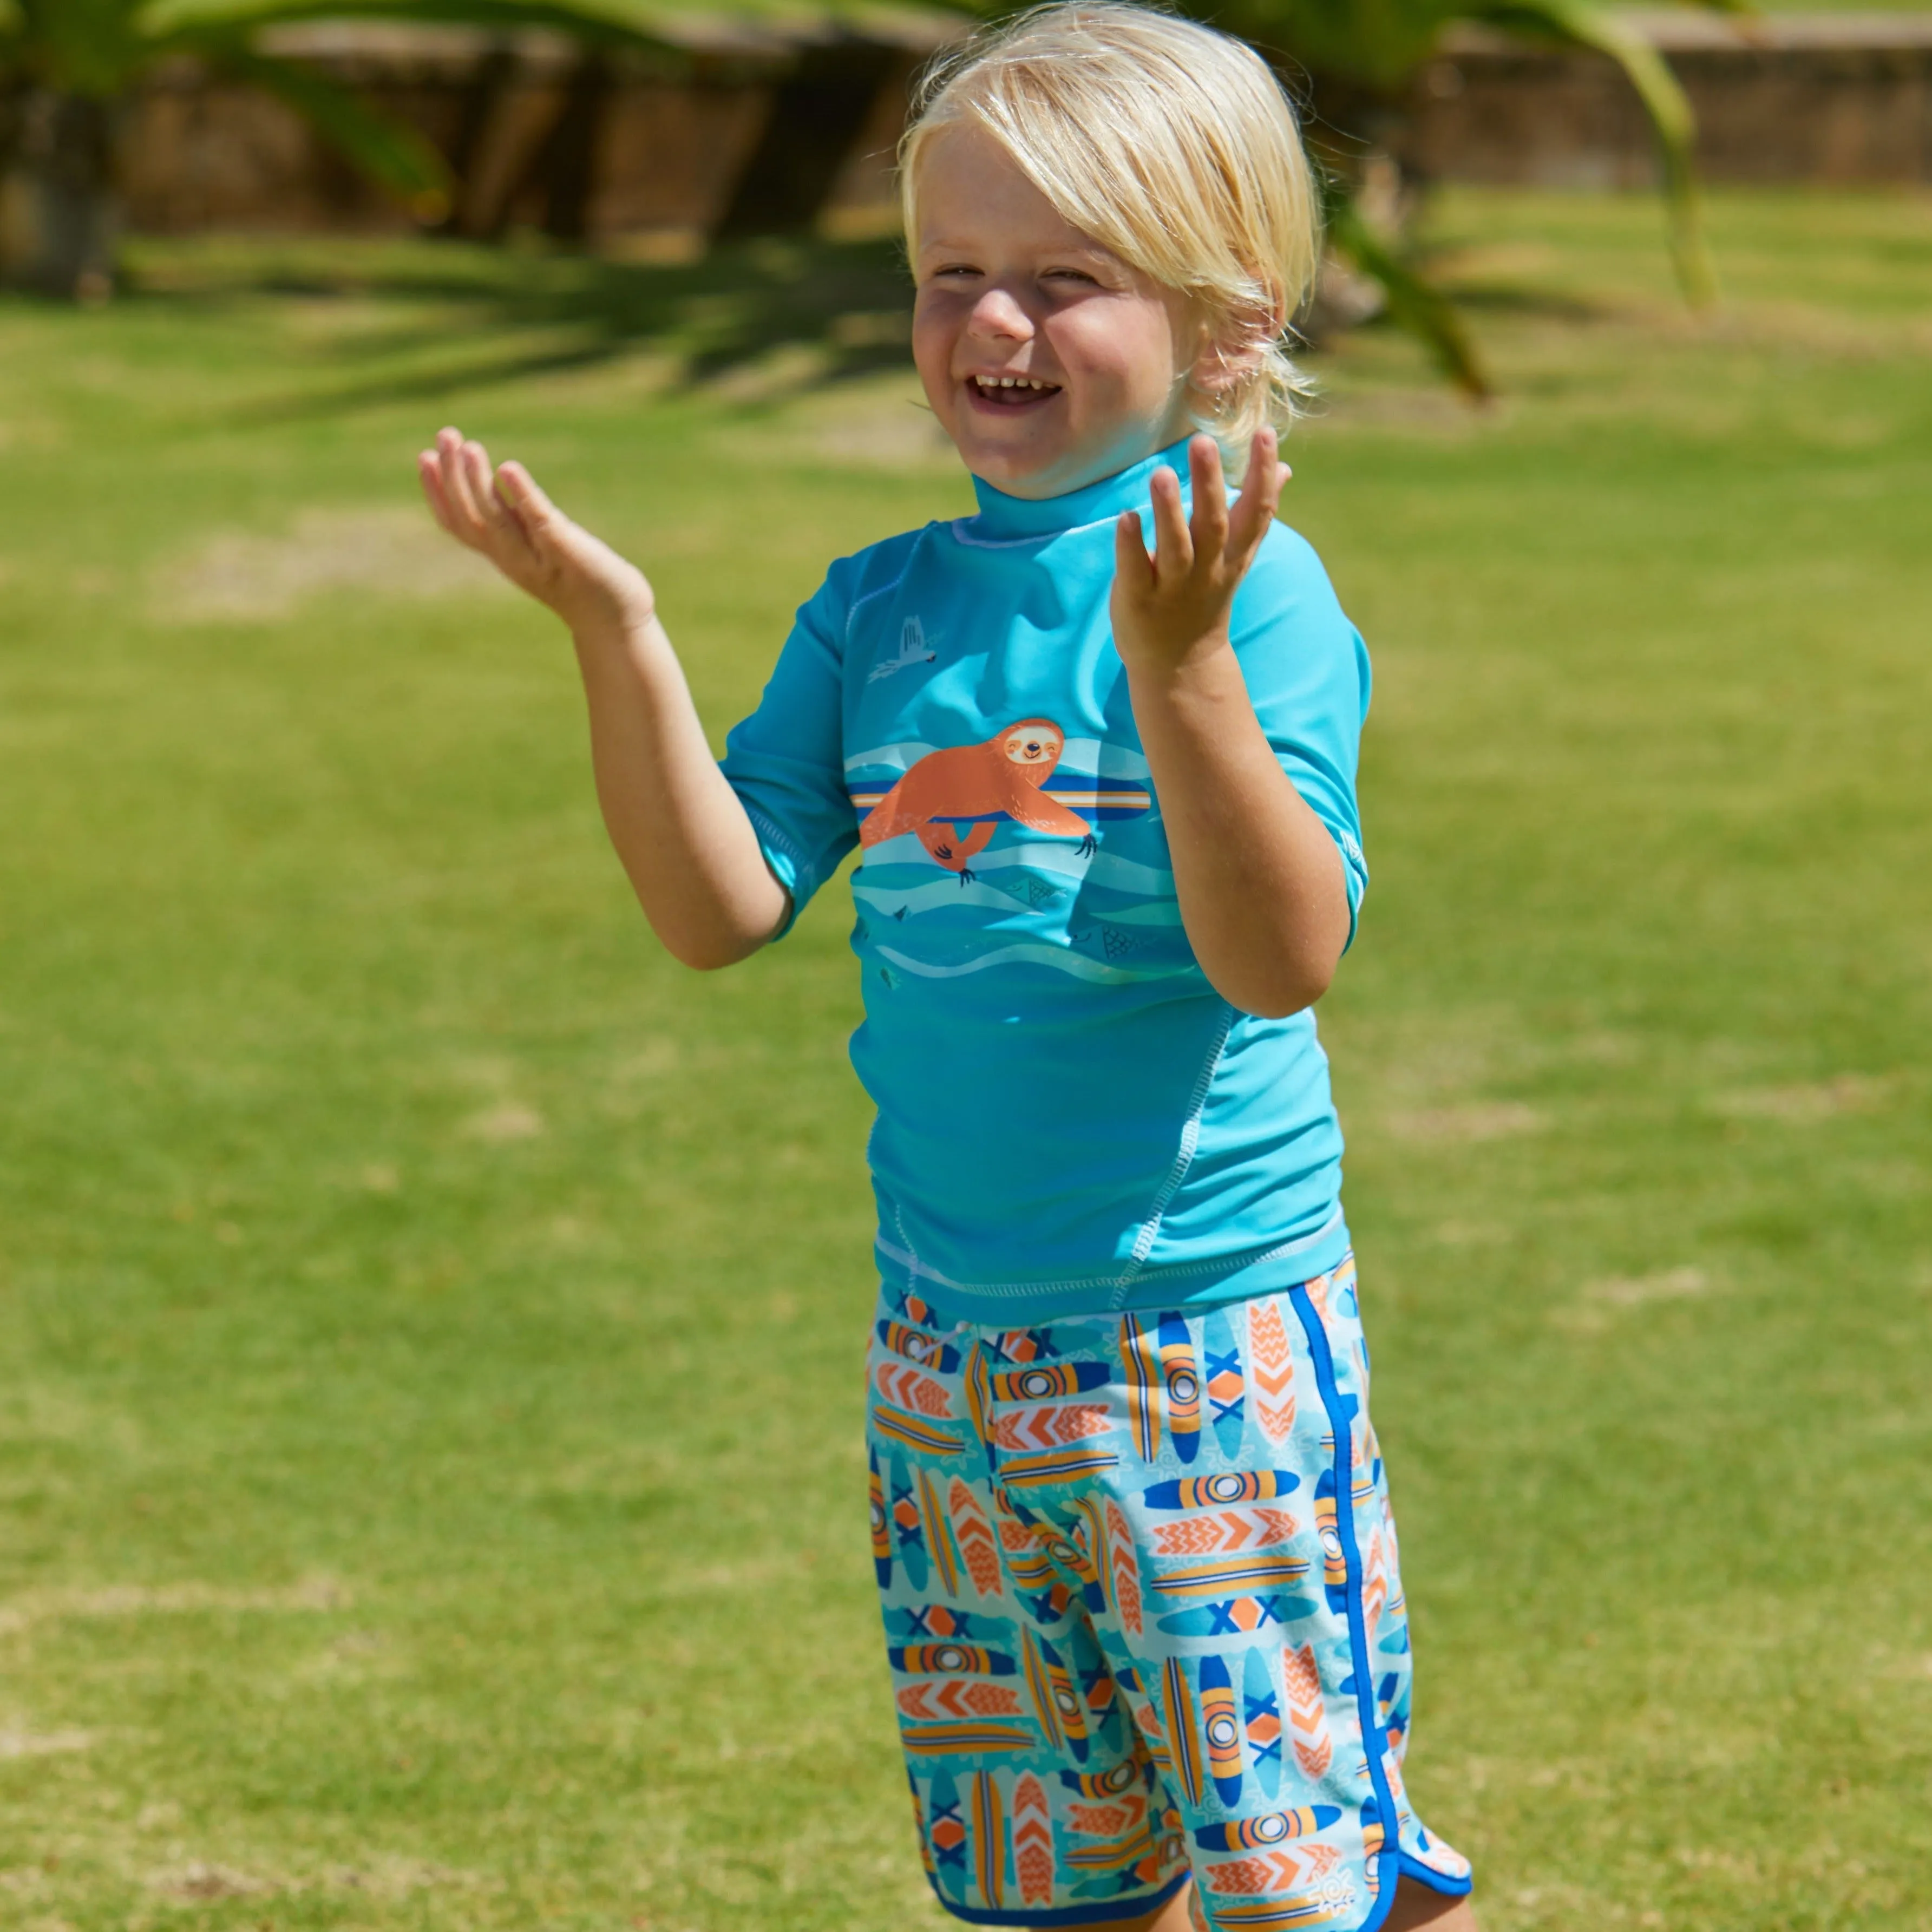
[2,187,1929,1931]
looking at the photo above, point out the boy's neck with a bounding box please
[968,437,1195,539]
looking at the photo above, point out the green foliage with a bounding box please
[0,0,688,220]
[1163,0,1744,382]
[1,189,1930,1928]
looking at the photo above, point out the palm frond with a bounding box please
[146,0,686,58]
[1326,192,1490,397]
[169,32,451,201]
[1477,0,1717,304]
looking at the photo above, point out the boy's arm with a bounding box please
[1112,431,1353,1019]
[420,429,787,970]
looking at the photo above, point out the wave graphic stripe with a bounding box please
[1096,902,1186,927]
[848,786,1150,816]
[844,740,938,772]
[861,840,1173,895]
[855,880,1046,917]
[875,942,1187,985]
[846,736,1151,781]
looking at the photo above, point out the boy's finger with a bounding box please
[1228,430,1281,562]
[1188,434,1228,560]
[439,432,486,532]
[497,461,563,547]
[1148,465,1193,580]
[418,454,462,540]
[1114,509,1155,597]
[463,439,502,521]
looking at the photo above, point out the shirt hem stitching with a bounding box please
[872,1204,1347,1300]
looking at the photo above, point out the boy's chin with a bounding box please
[954,428,1089,500]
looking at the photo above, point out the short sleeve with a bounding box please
[718,561,860,939]
[1229,525,1373,944]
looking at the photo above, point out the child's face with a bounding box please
[911,123,1200,500]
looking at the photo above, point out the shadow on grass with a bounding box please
[122,231,918,422]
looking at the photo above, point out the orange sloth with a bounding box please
[859,718,1097,882]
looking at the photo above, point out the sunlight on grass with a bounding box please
[2,189,1929,1930]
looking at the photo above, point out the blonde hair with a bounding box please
[899,2,1321,464]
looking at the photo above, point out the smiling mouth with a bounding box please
[966,374,1062,410]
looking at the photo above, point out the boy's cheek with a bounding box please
[910,331,962,433]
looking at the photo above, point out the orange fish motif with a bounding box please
[993,1484,1035,1555]
[1070,1798,1145,1836]
[992,1404,1113,1451]
[1013,1772,1054,1905]
[1203,1844,1343,1894]
[859,718,1095,880]
[875,1361,953,1417]
[1305,1272,1332,1328]
[1248,1296,1298,1443]
[947,1478,1002,1598]
[898,1682,1024,1720]
[1105,1499,1144,1636]
[1149,1507,1299,1556]
[1361,1525,1387,1646]
[1283,1642,1333,1779]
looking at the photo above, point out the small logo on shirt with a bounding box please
[867,615,939,684]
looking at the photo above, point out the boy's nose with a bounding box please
[968,285,1035,342]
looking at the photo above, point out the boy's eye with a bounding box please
[1044,268,1101,286]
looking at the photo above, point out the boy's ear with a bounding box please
[1187,289,1286,404]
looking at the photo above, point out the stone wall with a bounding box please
[1413,11,1932,189]
[112,11,1932,246]
[119,22,925,244]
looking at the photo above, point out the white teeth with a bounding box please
[977,376,1051,391]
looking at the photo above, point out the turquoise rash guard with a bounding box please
[719,438,1371,1324]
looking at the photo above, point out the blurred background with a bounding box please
[1,0,1928,1926]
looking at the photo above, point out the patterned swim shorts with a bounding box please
[865,1255,1472,1930]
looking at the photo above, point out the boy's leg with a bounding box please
[1076,1874,1477,1931]
[1077,1882,1195,1932]
[1384,1876,1481,1930]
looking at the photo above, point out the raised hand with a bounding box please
[1110,428,1289,674]
[417,427,655,638]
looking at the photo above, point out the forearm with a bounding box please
[572,614,788,970]
[1127,641,1350,1018]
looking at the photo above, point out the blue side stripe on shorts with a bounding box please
[1288,1285,1405,1932]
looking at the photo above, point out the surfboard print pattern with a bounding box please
[865,1261,1472,1929]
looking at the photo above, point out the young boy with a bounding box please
[419,7,1477,1927]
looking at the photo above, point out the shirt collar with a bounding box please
[967,438,1194,541]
